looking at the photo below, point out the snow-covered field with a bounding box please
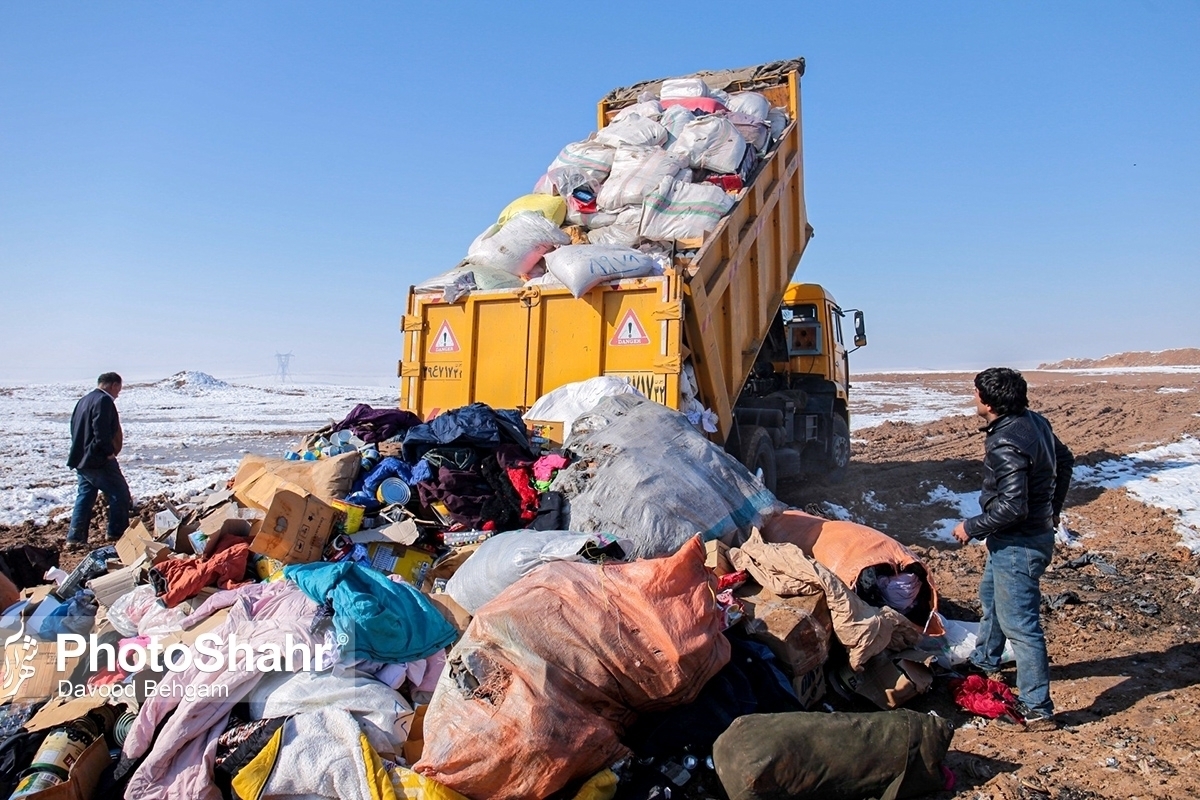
[0,372,394,525]
[848,380,974,431]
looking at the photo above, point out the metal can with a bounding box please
[9,768,65,797]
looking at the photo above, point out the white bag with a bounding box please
[564,206,622,228]
[724,111,770,153]
[660,105,695,147]
[669,116,747,174]
[445,529,632,615]
[611,100,663,123]
[767,107,791,142]
[586,207,642,247]
[660,77,711,99]
[414,265,525,295]
[594,115,668,148]
[532,173,556,195]
[465,211,571,276]
[929,615,1016,670]
[543,244,660,298]
[597,146,688,211]
[726,91,771,122]
[525,376,645,431]
[640,177,735,242]
[549,139,616,184]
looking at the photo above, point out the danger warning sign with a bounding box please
[429,320,461,353]
[610,309,651,346]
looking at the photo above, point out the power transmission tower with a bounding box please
[275,352,293,383]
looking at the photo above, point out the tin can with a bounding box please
[112,712,137,748]
[9,769,65,797]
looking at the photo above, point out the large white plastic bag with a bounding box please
[661,77,711,98]
[597,146,688,211]
[927,615,1016,669]
[549,139,615,184]
[525,375,645,431]
[138,599,189,637]
[550,395,783,558]
[106,584,159,637]
[587,206,642,247]
[543,245,660,298]
[669,116,747,174]
[445,529,632,615]
[465,211,571,276]
[767,107,791,142]
[660,105,695,147]
[564,206,621,228]
[726,91,771,122]
[640,178,735,242]
[415,264,525,294]
[611,100,663,123]
[594,115,668,148]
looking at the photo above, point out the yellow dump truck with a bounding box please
[399,58,866,491]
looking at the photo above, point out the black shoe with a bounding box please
[962,661,1005,683]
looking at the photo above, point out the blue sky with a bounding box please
[2,1,1197,384]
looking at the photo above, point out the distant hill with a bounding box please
[1039,349,1200,369]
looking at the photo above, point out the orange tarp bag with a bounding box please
[415,537,730,800]
[762,510,943,635]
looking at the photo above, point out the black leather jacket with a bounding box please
[965,410,1074,540]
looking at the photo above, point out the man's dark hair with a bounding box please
[975,367,1028,416]
[97,372,123,386]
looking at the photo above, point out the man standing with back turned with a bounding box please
[953,367,1074,731]
[66,372,132,550]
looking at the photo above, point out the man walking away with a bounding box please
[66,372,133,550]
[952,367,1074,731]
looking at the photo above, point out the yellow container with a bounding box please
[330,500,365,534]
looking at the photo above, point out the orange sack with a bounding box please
[416,536,730,800]
[762,510,942,634]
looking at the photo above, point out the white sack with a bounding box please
[640,177,735,242]
[660,105,695,147]
[594,115,668,148]
[465,211,571,276]
[550,395,783,558]
[564,206,622,228]
[525,375,645,432]
[726,91,771,122]
[597,146,688,211]
[415,265,525,294]
[549,139,616,184]
[724,111,770,152]
[669,116,747,175]
[445,529,632,615]
[532,173,556,195]
[661,77,711,98]
[587,206,642,247]
[544,244,660,298]
[611,100,663,123]
[767,107,791,142]
[928,615,1016,670]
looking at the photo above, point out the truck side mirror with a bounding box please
[853,311,867,348]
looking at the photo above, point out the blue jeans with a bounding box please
[68,460,132,543]
[971,532,1055,716]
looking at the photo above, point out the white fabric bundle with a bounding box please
[726,91,771,122]
[594,115,668,148]
[661,77,711,98]
[544,244,661,297]
[640,177,735,242]
[669,116,747,175]
[611,100,663,123]
[548,139,616,184]
[597,146,688,211]
[465,211,571,276]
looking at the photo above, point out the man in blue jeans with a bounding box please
[66,372,133,550]
[953,367,1074,731]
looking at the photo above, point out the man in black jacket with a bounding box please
[952,367,1074,731]
[66,372,132,549]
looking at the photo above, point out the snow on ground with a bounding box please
[849,381,973,431]
[1156,386,1192,394]
[0,373,394,525]
[1072,436,1200,554]
[922,485,982,543]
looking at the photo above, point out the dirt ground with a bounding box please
[778,368,1200,800]
[3,367,1198,799]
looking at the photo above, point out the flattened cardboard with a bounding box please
[250,488,335,565]
[1,641,84,702]
[425,593,471,635]
[24,694,110,732]
[403,704,429,764]
[116,521,170,568]
[349,519,419,546]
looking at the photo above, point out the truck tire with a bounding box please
[826,415,851,484]
[739,425,778,494]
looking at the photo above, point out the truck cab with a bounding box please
[732,283,866,491]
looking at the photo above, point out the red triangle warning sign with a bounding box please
[610,309,651,346]
[429,320,461,353]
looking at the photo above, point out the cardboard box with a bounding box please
[250,485,336,565]
[24,694,110,732]
[525,419,565,451]
[403,704,429,765]
[425,593,472,635]
[365,544,435,586]
[86,565,141,608]
[115,520,173,568]
[736,585,832,679]
[1,639,84,702]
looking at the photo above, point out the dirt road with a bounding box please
[778,368,1200,800]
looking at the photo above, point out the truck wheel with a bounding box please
[826,416,851,484]
[740,425,778,494]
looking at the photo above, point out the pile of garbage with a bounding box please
[414,76,792,302]
[0,381,1000,800]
